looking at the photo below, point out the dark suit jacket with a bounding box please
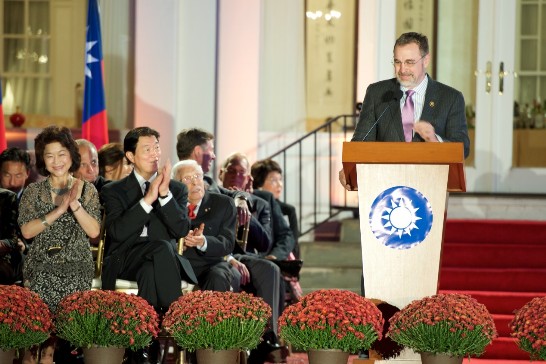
[0,188,18,252]
[100,172,194,289]
[183,191,236,272]
[253,190,294,260]
[351,76,470,158]
[234,194,272,254]
[278,200,300,259]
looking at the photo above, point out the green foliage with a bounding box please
[388,321,491,357]
[280,323,379,353]
[169,317,265,352]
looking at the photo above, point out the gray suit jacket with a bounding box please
[351,76,470,158]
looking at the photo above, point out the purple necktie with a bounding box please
[402,90,415,142]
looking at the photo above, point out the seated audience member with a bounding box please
[219,153,273,253]
[218,153,288,363]
[176,128,251,224]
[253,185,294,261]
[74,139,109,194]
[252,159,304,304]
[0,187,26,284]
[0,147,31,201]
[251,158,300,258]
[172,160,235,292]
[18,126,101,311]
[26,150,46,185]
[0,147,31,283]
[98,142,133,181]
[101,127,197,310]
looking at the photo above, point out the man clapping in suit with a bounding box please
[172,159,235,291]
[101,127,197,311]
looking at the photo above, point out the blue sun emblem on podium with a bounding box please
[369,186,433,249]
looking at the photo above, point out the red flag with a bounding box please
[82,0,108,149]
[0,80,7,153]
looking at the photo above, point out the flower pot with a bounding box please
[308,349,350,364]
[196,348,239,364]
[83,346,125,364]
[420,352,463,364]
[0,349,15,363]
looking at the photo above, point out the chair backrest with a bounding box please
[236,218,250,252]
[91,212,107,278]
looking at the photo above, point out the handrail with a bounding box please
[267,114,359,236]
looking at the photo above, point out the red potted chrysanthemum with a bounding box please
[278,289,383,364]
[387,293,497,363]
[510,296,546,361]
[0,285,53,361]
[55,290,159,363]
[163,290,271,363]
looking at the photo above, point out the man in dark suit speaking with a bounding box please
[340,32,470,190]
[101,127,197,311]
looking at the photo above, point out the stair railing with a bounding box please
[267,114,358,236]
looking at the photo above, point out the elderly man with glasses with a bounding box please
[171,159,235,292]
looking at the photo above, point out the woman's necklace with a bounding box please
[49,176,73,195]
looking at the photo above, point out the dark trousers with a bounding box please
[120,239,182,309]
[192,261,233,292]
[232,255,283,335]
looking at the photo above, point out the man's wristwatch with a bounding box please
[159,192,169,199]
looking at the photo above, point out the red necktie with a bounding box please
[188,204,197,220]
[402,90,415,142]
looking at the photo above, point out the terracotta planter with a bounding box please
[82,346,125,364]
[308,348,350,364]
[196,348,239,364]
[0,348,16,363]
[420,352,464,364]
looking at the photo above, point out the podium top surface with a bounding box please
[342,142,466,192]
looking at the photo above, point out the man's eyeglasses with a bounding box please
[180,174,204,184]
[392,54,426,67]
[223,168,247,177]
[141,145,161,156]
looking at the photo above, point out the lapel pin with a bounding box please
[429,101,435,108]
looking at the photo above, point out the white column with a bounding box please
[356,0,396,102]
[216,0,262,165]
[175,0,218,146]
[134,0,179,162]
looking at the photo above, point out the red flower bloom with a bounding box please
[0,285,53,350]
[278,289,383,352]
[510,296,546,361]
[163,291,271,352]
[55,290,158,350]
[387,293,497,357]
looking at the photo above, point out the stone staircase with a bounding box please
[299,219,362,295]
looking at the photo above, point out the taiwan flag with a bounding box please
[82,0,108,149]
[0,80,6,153]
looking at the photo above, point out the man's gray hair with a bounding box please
[171,159,203,180]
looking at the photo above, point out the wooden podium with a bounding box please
[342,142,465,364]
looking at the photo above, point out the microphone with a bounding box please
[361,89,403,141]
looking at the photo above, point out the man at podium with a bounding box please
[340,32,469,191]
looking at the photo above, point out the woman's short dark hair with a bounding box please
[251,159,283,189]
[98,142,125,177]
[34,126,81,176]
[124,127,160,155]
